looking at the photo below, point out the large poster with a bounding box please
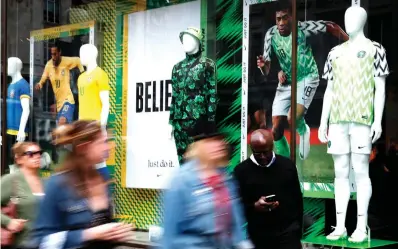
[125,0,201,189]
[27,22,95,173]
[242,0,351,197]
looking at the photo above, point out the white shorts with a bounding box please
[272,76,319,117]
[327,123,372,155]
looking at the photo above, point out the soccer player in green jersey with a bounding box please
[257,2,348,159]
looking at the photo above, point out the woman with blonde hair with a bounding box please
[1,142,44,249]
[33,120,132,249]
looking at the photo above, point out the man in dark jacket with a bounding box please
[233,129,303,249]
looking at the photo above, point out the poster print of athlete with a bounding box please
[256,1,348,159]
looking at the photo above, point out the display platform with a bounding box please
[303,237,398,249]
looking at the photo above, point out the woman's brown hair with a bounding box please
[12,142,39,165]
[52,120,105,197]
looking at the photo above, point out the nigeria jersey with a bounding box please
[263,21,326,83]
[169,53,217,124]
[7,78,30,135]
[322,39,389,126]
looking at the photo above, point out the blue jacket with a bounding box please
[161,160,253,249]
[32,171,114,249]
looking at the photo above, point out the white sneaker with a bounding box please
[326,227,347,241]
[299,124,311,160]
[348,229,368,243]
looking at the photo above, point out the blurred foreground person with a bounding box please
[33,120,132,249]
[162,122,253,249]
[233,129,303,249]
[1,142,44,249]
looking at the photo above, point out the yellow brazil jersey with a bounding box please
[78,67,110,121]
[39,56,84,111]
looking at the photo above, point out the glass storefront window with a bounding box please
[1,0,239,231]
[244,0,398,247]
[1,0,397,247]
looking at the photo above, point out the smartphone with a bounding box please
[265,194,276,202]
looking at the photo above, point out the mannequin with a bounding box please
[78,44,111,179]
[168,27,218,164]
[6,57,30,165]
[319,6,389,243]
[78,44,110,127]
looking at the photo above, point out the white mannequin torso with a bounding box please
[319,6,387,142]
[7,57,30,141]
[318,6,389,242]
[168,33,201,139]
[79,44,109,127]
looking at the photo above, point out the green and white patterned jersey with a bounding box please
[263,21,326,83]
[322,39,389,126]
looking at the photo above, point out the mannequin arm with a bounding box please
[168,66,177,125]
[374,77,386,126]
[99,91,110,128]
[370,76,386,143]
[206,62,217,122]
[320,80,334,127]
[18,98,30,140]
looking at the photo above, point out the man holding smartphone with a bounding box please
[233,129,303,249]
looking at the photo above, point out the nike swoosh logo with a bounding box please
[358,146,365,149]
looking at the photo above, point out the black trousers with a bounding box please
[7,134,17,168]
[253,232,302,249]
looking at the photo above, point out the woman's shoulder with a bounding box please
[1,170,23,183]
[44,171,70,188]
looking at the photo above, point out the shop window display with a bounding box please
[169,27,217,164]
[243,0,398,247]
[1,0,239,232]
[2,0,397,247]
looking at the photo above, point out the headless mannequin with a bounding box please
[7,57,30,142]
[79,44,111,179]
[168,34,200,138]
[79,44,110,128]
[169,28,217,164]
[6,57,30,167]
[182,34,200,54]
[319,6,387,243]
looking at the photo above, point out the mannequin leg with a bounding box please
[7,135,17,168]
[347,123,372,242]
[173,120,194,165]
[350,153,371,241]
[328,154,351,239]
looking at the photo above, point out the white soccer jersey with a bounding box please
[322,39,389,126]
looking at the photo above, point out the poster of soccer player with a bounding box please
[29,21,95,165]
[243,0,348,189]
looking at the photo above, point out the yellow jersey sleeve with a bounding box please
[68,57,85,72]
[38,62,50,86]
[97,69,110,91]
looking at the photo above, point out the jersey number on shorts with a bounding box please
[55,80,61,88]
[304,86,314,98]
[278,49,287,59]
[63,105,69,112]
